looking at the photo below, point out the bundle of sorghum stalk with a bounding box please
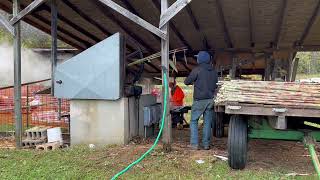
[215,80,320,109]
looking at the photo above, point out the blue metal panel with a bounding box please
[54,33,124,100]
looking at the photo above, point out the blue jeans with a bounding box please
[190,99,214,148]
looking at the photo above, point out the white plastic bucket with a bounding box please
[47,127,63,144]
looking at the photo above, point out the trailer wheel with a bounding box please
[228,115,247,169]
[214,112,224,138]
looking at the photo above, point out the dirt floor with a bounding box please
[0,128,316,176]
[172,128,315,175]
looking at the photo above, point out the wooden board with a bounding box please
[222,103,320,118]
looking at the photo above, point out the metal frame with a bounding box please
[248,118,320,141]
[8,0,189,149]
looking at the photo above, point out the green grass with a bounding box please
[296,73,320,80]
[0,145,315,180]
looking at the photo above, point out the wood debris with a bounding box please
[215,80,320,109]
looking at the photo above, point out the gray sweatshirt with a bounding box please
[184,63,218,101]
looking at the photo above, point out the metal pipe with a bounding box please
[13,0,22,148]
[308,144,320,178]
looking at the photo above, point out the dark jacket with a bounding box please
[184,63,218,101]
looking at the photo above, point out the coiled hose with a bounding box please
[111,69,169,180]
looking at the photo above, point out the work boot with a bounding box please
[203,146,210,150]
[189,145,199,150]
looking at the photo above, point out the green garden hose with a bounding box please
[111,69,169,180]
[307,144,320,178]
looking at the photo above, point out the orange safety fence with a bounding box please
[0,81,70,136]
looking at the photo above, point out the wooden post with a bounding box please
[264,55,271,81]
[51,0,57,95]
[13,0,22,148]
[271,58,277,81]
[290,58,299,82]
[161,0,172,152]
[229,55,237,79]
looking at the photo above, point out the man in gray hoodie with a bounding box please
[184,51,218,150]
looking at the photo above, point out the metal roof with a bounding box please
[1,0,320,74]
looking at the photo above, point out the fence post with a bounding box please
[26,85,29,128]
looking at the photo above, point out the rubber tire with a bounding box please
[214,112,224,138]
[228,115,248,170]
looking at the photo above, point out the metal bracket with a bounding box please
[272,108,287,113]
[227,105,242,110]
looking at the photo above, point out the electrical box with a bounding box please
[54,33,124,100]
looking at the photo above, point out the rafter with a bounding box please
[0,13,14,35]
[248,0,254,47]
[216,0,233,48]
[299,0,320,44]
[274,0,287,48]
[10,0,47,25]
[185,4,210,49]
[98,0,166,39]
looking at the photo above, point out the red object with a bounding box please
[170,85,185,106]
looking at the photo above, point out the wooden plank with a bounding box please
[159,0,192,28]
[10,0,47,25]
[13,0,22,148]
[0,13,14,35]
[225,105,320,118]
[161,0,172,152]
[51,0,57,96]
[98,0,167,39]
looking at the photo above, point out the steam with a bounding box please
[0,43,51,87]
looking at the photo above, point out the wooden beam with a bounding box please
[93,1,155,53]
[185,4,210,49]
[98,0,167,39]
[0,13,14,35]
[274,0,287,48]
[229,55,237,79]
[93,1,161,72]
[13,0,22,148]
[290,58,299,82]
[248,0,254,47]
[1,0,88,49]
[159,0,192,28]
[61,0,111,37]
[299,0,320,44]
[62,0,158,72]
[10,0,47,25]
[161,0,172,152]
[216,0,233,48]
[51,0,57,96]
[151,0,193,51]
[264,55,272,81]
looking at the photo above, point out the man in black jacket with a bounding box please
[184,51,218,150]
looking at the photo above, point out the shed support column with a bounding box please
[13,0,22,148]
[51,0,57,95]
[161,0,172,152]
[229,55,237,79]
[264,54,272,81]
[290,58,299,82]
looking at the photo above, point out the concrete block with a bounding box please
[22,139,46,147]
[36,142,61,151]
